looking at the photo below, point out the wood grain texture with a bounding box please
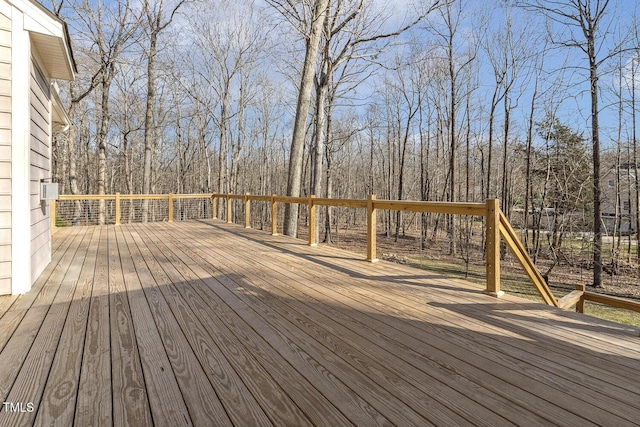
[75,227,112,426]
[133,224,314,427]
[1,221,639,427]
[136,223,359,427]
[0,228,93,427]
[36,227,99,425]
[117,225,232,427]
[106,226,153,427]
[127,225,271,426]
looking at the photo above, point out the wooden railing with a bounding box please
[52,192,640,318]
[52,193,213,227]
[208,193,555,304]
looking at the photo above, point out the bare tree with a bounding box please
[424,0,477,253]
[64,0,137,224]
[266,0,330,236]
[141,0,187,222]
[520,0,625,287]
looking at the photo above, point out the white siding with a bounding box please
[29,59,49,282]
[0,10,10,295]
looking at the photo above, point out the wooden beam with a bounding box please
[115,193,121,225]
[498,211,558,307]
[168,193,173,223]
[583,291,640,313]
[308,195,316,246]
[245,193,251,229]
[245,195,272,202]
[576,284,585,313]
[58,194,116,201]
[271,195,278,236]
[212,196,217,220]
[312,198,368,208]
[367,195,378,262]
[227,197,232,224]
[374,200,486,216]
[558,286,585,310]
[272,196,309,204]
[170,194,215,199]
[484,199,502,297]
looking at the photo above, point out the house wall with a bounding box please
[10,3,31,295]
[0,10,10,295]
[29,59,50,282]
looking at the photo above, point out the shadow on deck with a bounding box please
[0,220,639,426]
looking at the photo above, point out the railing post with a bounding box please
[484,198,503,297]
[115,192,121,225]
[212,195,217,219]
[168,193,174,222]
[50,198,56,229]
[308,195,317,246]
[271,194,278,236]
[227,195,233,224]
[576,284,586,313]
[245,193,251,228]
[367,194,378,262]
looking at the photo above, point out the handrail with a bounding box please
[55,193,214,224]
[581,292,640,313]
[52,192,640,319]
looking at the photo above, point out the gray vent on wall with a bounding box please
[40,183,59,200]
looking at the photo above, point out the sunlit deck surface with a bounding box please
[0,220,639,426]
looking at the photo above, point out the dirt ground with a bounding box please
[290,222,640,301]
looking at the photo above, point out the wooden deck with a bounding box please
[0,221,639,426]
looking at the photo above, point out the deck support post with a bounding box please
[245,193,251,228]
[308,195,317,246]
[115,192,121,225]
[484,198,503,297]
[212,195,217,219]
[271,195,278,235]
[227,196,233,224]
[367,194,378,262]
[576,284,586,313]
[168,193,174,222]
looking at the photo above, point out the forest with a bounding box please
[47,0,640,291]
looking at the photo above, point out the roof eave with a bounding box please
[20,0,75,81]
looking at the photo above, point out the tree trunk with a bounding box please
[283,0,329,237]
[633,57,640,262]
[524,68,540,253]
[142,30,158,222]
[448,27,456,255]
[501,96,511,217]
[67,84,82,224]
[589,39,603,287]
[97,76,112,225]
[311,55,329,243]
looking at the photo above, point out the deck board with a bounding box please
[0,220,638,426]
[36,227,99,425]
[0,227,94,427]
[74,226,112,426]
[114,225,193,426]
[107,226,153,426]
[118,225,235,426]
[228,237,640,422]
[156,223,496,426]
[134,225,372,426]
[167,222,609,426]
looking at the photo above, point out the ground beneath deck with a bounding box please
[0,220,639,426]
